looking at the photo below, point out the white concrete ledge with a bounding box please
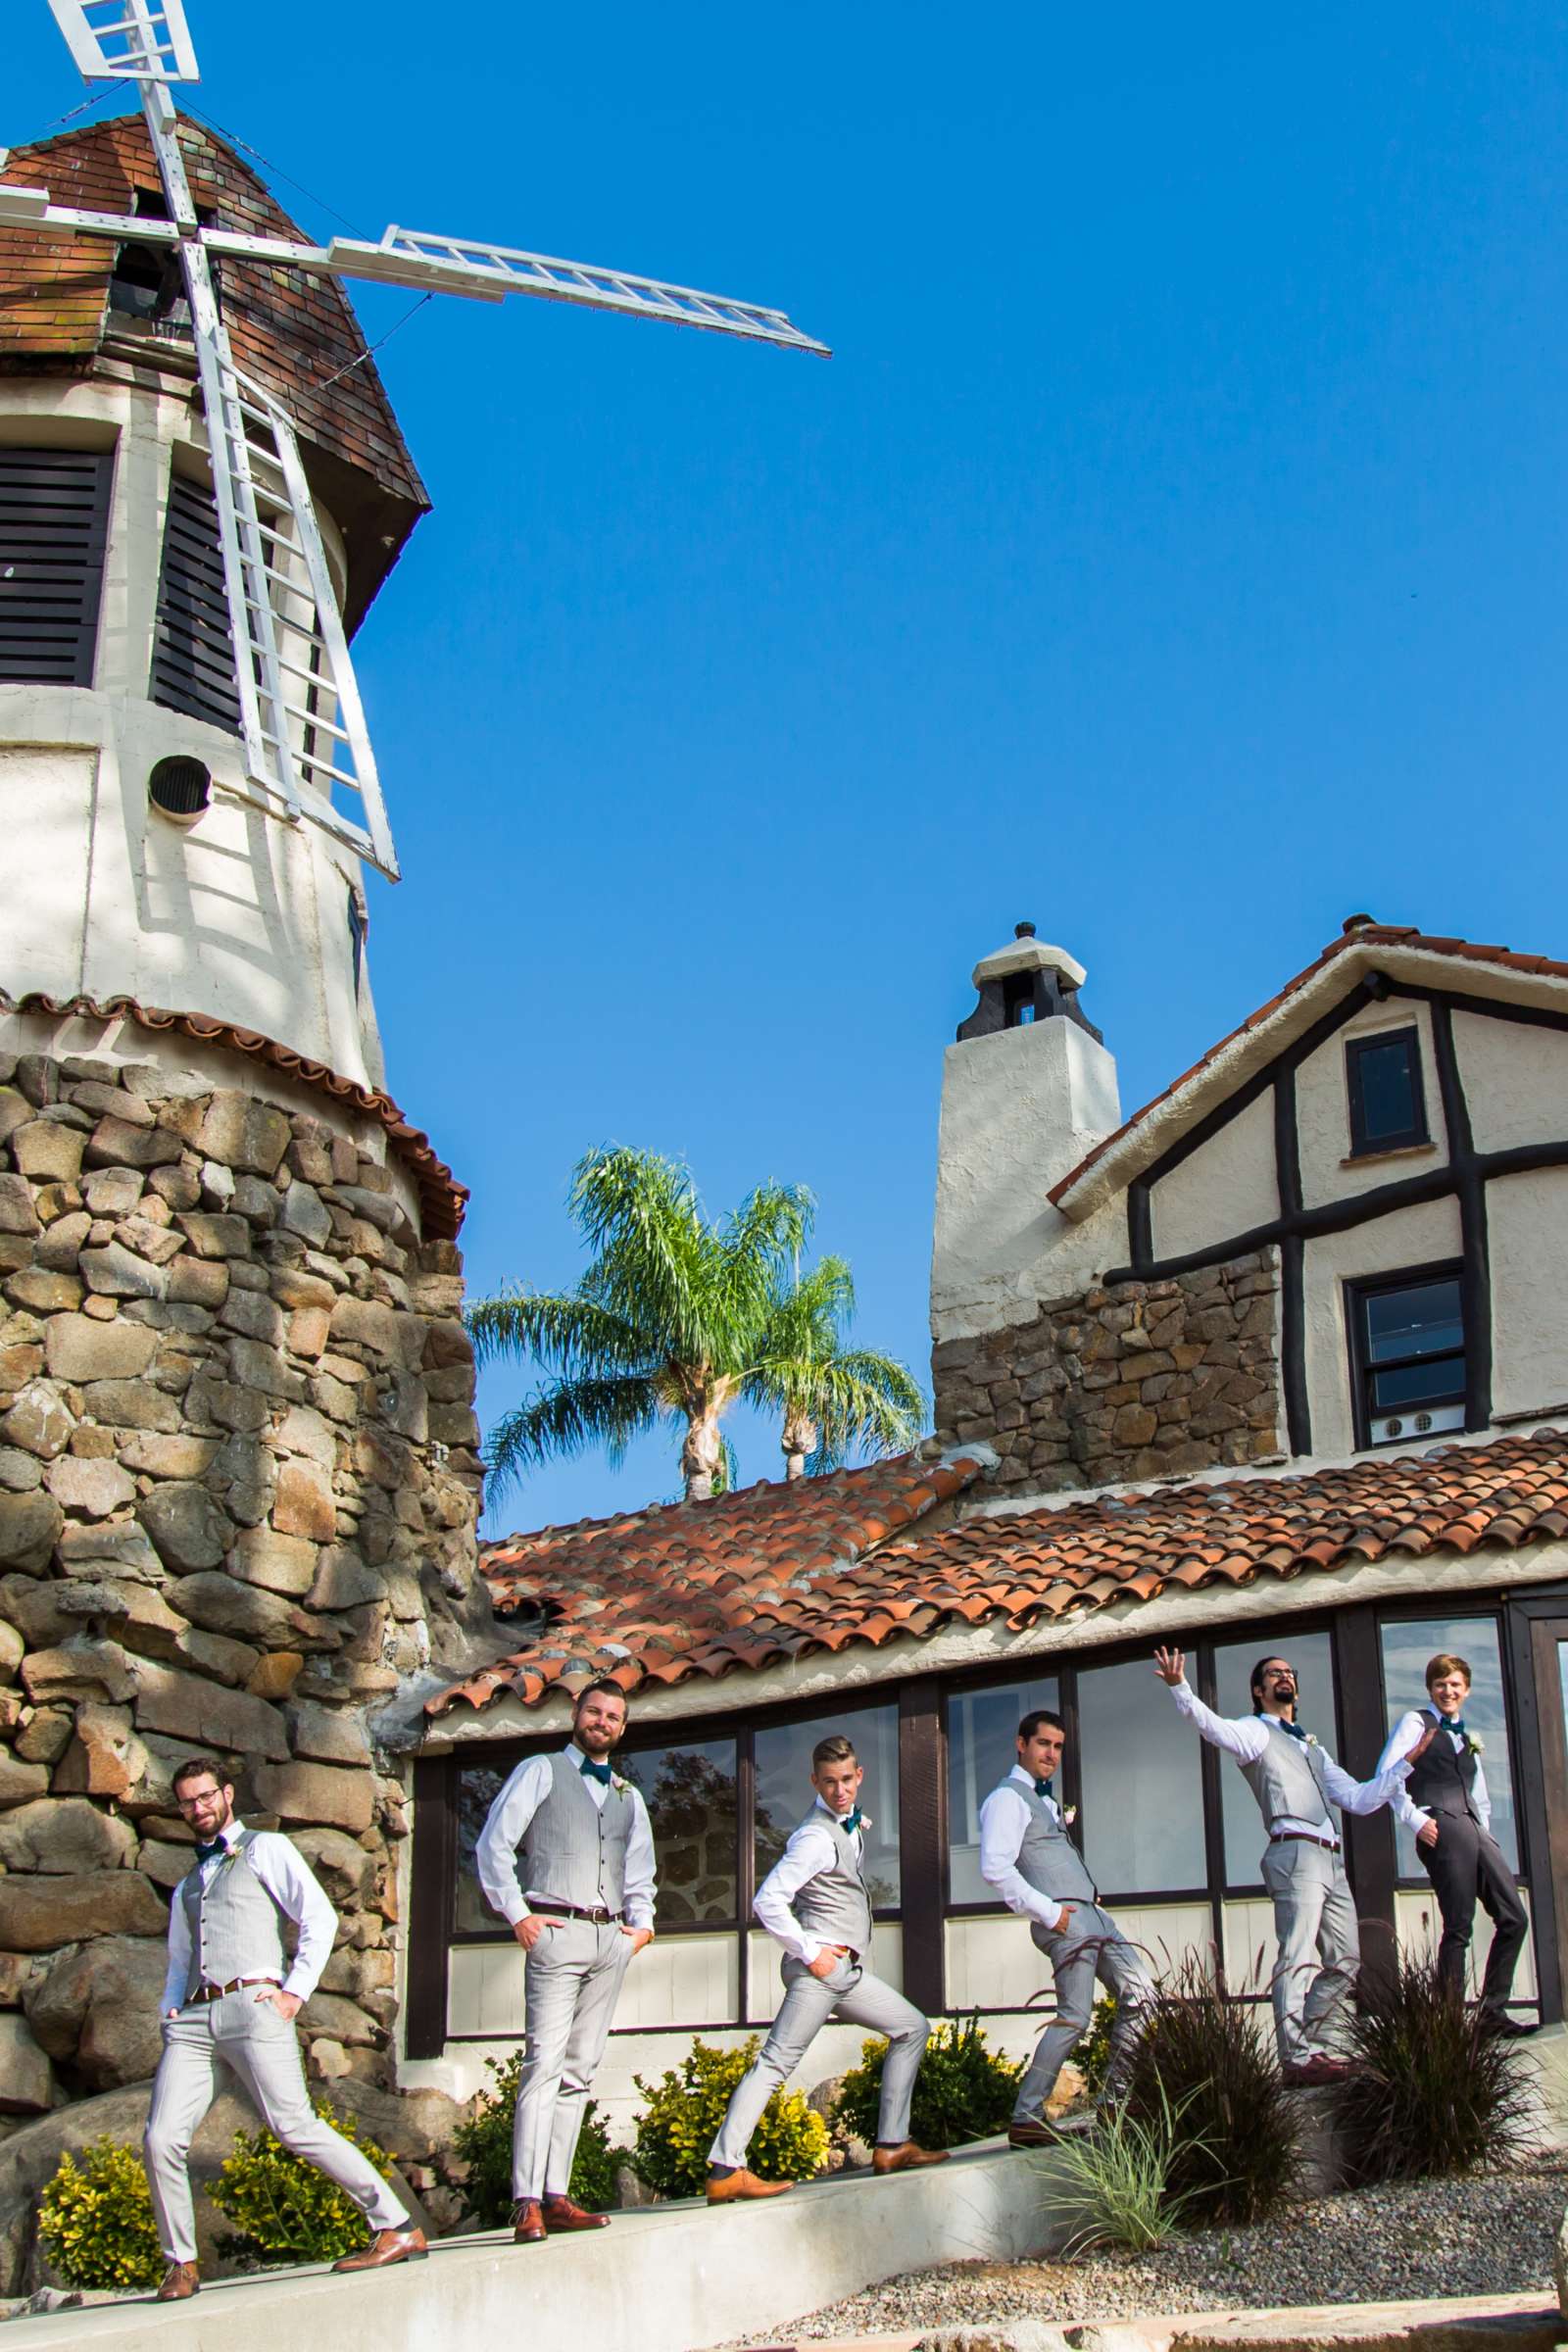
[0,2141,1071,2352]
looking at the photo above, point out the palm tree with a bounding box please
[466,1145,925,1501]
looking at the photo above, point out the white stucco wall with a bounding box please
[0,379,386,1085]
[1295,998,1449,1209]
[1489,1168,1568,1419]
[1453,1009,1568,1154]
[1301,1195,1463,1459]
[1149,1085,1278,1263]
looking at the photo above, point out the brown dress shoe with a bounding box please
[706,2167,792,2204]
[156,2262,200,2301]
[331,2225,428,2273]
[1006,2120,1055,2148]
[542,2193,610,2232]
[871,2141,950,2175]
[513,2198,548,2243]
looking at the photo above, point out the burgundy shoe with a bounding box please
[156,2262,200,2301]
[1283,2053,1349,2086]
[332,2226,428,2273]
[542,2193,610,2231]
[513,2198,547,2243]
[871,2140,950,2175]
[1006,2120,1055,2148]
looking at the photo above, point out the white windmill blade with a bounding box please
[322,227,831,356]
[47,0,199,81]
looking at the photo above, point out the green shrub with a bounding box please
[209,2101,396,2266]
[1073,1995,1119,2098]
[834,2014,1022,2152]
[1328,1954,1532,2185]
[37,2138,164,2292]
[631,2038,827,2198]
[451,2050,627,2223]
[1046,2082,1210,2252]
[1123,1955,1296,2226]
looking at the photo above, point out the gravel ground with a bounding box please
[731,2159,1567,2343]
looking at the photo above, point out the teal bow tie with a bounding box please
[1443,1717,1466,1739]
[194,1839,226,1866]
[579,1757,612,1786]
[1259,1713,1308,1743]
[1034,1778,1054,1800]
[842,1807,863,1835]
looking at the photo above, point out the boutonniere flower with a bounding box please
[1303,1733,1320,1750]
[612,1774,631,1795]
[858,1815,874,1834]
[1062,1806,1078,1827]
[1464,1734,1485,1757]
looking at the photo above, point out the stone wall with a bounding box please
[0,1042,484,2151]
[932,1249,1282,1489]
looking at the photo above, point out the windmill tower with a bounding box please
[0,0,824,2142]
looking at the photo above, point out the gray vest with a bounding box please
[1000,1779,1100,1906]
[1239,1718,1337,1835]
[179,1829,288,2002]
[1406,1710,1482,1823]
[789,1806,873,1952]
[521,1750,634,1911]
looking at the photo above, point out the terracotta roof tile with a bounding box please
[428,1429,1568,1718]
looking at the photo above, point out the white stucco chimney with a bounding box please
[930,922,1121,1340]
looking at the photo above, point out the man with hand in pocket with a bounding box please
[475,1679,657,2243]
[706,1731,947,2202]
[143,1755,423,2300]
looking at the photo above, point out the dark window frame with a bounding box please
[1346,1259,1467,1452]
[1345,1026,1430,1159]
[0,443,115,689]
[1372,1601,1525,1892]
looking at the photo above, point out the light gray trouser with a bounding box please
[143,1990,407,2264]
[513,1918,635,2199]
[1014,1904,1154,2124]
[1261,1836,1359,2066]
[710,1954,929,2171]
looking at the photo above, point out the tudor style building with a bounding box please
[408,920,1568,2132]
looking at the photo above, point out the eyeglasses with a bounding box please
[174,1788,223,1812]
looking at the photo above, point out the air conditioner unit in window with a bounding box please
[1370,1402,1464,1446]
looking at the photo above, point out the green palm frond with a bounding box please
[466,1289,653,1377]
[484,1374,662,1495]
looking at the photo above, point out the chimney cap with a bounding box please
[1342,911,1376,934]
[971,930,1087,992]
[1014,920,1037,939]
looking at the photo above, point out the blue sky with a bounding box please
[14,3,1568,1532]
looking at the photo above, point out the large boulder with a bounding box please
[0,1798,137,1875]
[0,1872,168,1952]
[24,1938,167,2089]
[0,2015,53,2116]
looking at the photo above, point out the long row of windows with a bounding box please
[446,1607,1520,1944]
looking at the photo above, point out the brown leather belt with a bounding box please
[532,1901,624,1925]
[1270,1832,1341,1853]
[191,1975,281,2004]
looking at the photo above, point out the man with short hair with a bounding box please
[980,1708,1154,2147]
[706,1731,947,2203]
[143,1757,423,2301]
[1155,1646,1432,2083]
[475,1678,657,2243]
[1377,1650,1534,2037]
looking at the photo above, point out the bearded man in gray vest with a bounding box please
[142,1756,422,2300]
[1377,1649,1534,2036]
[475,1679,657,2243]
[980,1707,1155,2148]
[706,1732,947,2203]
[1155,1646,1433,2083]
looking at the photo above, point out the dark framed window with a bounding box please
[0,445,114,687]
[150,473,242,734]
[1377,1613,1518,1879]
[1348,1264,1466,1448]
[1346,1028,1429,1157]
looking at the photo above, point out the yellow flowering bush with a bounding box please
[210,2102,396,2266]
[630,2038,827,2199]
[38,2138,164,2292]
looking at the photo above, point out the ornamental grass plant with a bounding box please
[834,2014,1022,2152]
[630,2038,827,2198]
[1328,1954,1534,2185]
[1045,2083,1210,2253]
[37,2138,164,2293]
[1122,1952,1298,2226]
[452,2050,627,2223]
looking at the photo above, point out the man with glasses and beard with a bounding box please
[1154,1646,1433,2083]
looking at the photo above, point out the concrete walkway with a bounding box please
[0,2140,1069,2352]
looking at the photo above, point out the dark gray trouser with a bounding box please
[710,1954,928,2170]
[144,1991,407,2263]
[513,1918,635,2199]
[1014,1904,1154,2123]
[1260,1837,1359,2066]
[1418,1817,1529,2011]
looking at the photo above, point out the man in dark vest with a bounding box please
[475,1679,657,2242]
[706,1731,947,2201]
[1156,1645,1432,2082]
[981,1707,1155,2146]
[143,1756,423,2300]
[1377,1649,1534,2035]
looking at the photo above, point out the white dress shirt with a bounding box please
[161,1819,337,2015]
[753,1799,870,1967]
[1378,1709,1492,1836]
[978,1764,1073,1935]
[475,1744,657,1932]
[1169,1679,1413,1837]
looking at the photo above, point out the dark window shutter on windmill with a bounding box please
[0,446,114,687]
[150,474,243,735]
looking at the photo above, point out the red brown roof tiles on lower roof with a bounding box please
[427,1428,1568,1719]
